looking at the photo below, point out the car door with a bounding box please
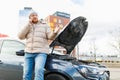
[0,39,25,80]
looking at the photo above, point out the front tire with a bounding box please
[45,73,67,80]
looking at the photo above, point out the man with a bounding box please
[18,11,60,80]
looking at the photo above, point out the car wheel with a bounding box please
[104,72,110,80]
[45,73,67,80]
[99,72,110,80]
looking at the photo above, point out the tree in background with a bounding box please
[109,27,120,56]
[89,37,98,62]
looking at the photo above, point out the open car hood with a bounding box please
[50,16,88,54]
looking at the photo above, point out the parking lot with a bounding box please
[109,68,120,80]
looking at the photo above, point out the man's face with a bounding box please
[29,13,38,24]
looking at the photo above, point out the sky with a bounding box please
[0,0,120,55]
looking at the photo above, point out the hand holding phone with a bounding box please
[29,18,33,24]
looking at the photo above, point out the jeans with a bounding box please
[23,53,47,80]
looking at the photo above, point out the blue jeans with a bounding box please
[23,53,47,80]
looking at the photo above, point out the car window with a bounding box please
[1,40,25,55]
[0,40,3,45]
[0,40,3,48]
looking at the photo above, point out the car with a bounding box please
[0,16,110,80]
[0,38,110,80]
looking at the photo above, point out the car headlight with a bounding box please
[78,66,104,79]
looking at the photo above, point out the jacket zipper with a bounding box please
[31,24,35,52]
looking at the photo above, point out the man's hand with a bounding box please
[54,26,61,33]
[29,18,33,24]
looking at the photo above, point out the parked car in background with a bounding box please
[0,16,110,80]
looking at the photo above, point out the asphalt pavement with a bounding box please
[108,68,120,80]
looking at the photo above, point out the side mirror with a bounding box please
[16,50,25,56]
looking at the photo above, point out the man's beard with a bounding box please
[32,19,38,24]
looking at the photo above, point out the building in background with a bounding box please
[0,33,8,38]
[18,7,33,31]
[19,7,33,17]
[45,11,70,31]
